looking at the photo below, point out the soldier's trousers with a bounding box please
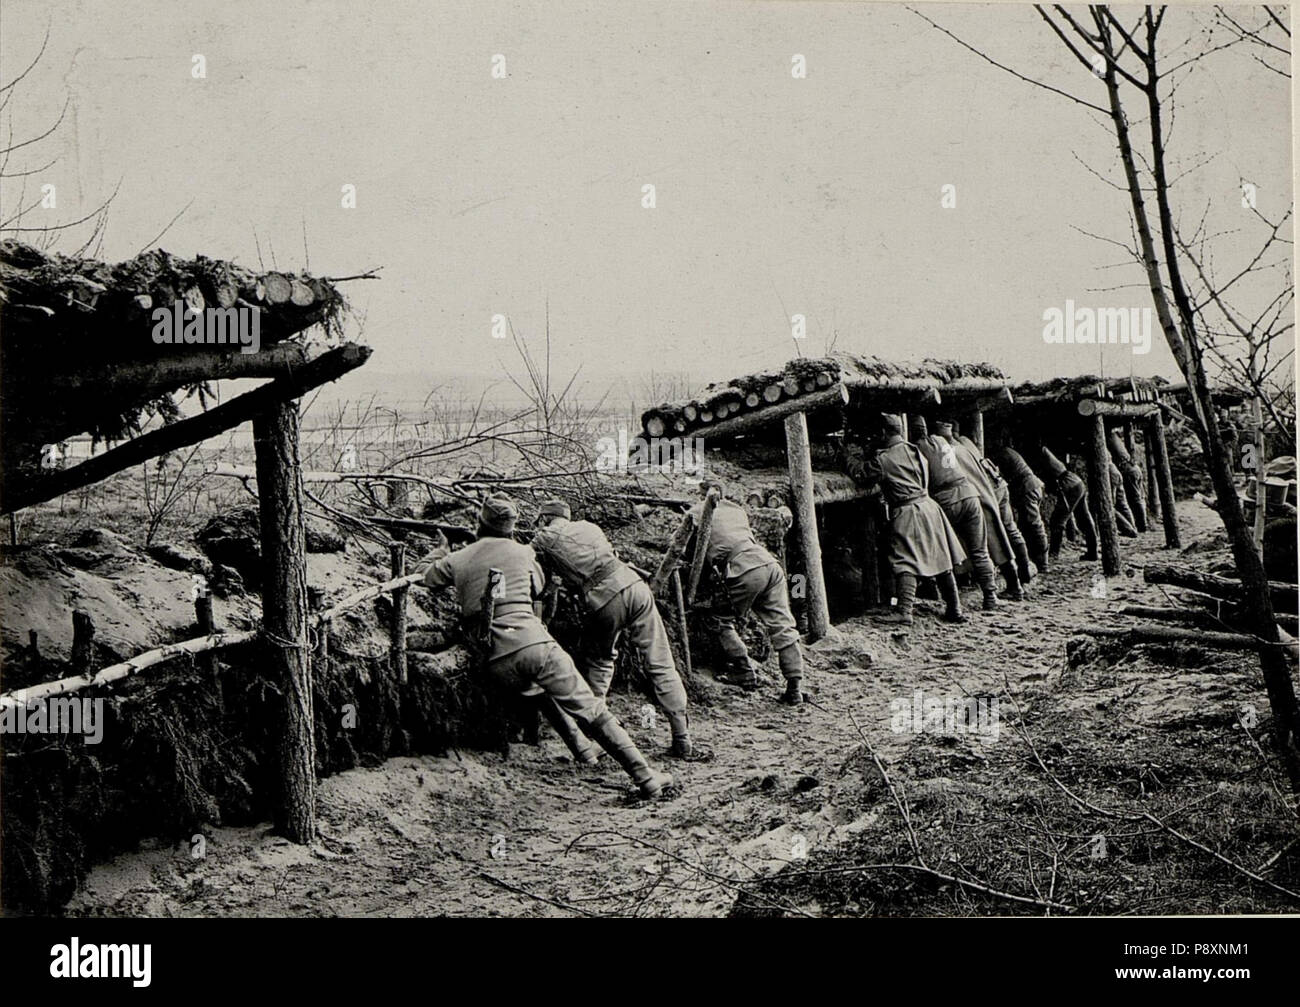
[487,640,607,728]
[1049,476,1099,557]
[705,561,803,681]
[581,580,688,716]
[1113,488,1138,537]
[940,497,998,594]
[1012,478,1050,567]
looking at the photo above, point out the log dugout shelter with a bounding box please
[639,355,1181,631]
[0,239,373,845]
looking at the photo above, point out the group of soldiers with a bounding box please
[418,486,804,799]
[844,411,1132,626]
[415,412,1139,800]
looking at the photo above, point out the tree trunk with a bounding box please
[1147,416,1180,548]
[253,400,316,844]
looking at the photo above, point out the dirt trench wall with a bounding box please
[0,632,522,913]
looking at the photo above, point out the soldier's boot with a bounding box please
[586,711,673,798]
[1030,545,1049,576]
[777,643,806,705]
[937,571,966,623]
[715,655,760,690]
[536,697,602,765]
[877,572,916,627]
[999,562,1024,601]
[1012,537,1035,584]
[1048,523,1064,563]
[664,709,712,761]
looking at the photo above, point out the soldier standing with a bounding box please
[531,498,702,760]
[420,496,673,798]
[997,446,1050,574]
[686,484,807,705]
[912,417,1002,611]
[847,414,966,626]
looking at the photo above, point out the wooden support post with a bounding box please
[649,511,697,595]
[784,410,830,642]
[1085,413,1122,577]
[685,487,719,605]
[1147,414,1180,548]
[670,569,693,680]
[1122,420,1134,454]
[1143,426,1161,519]
[861,502,882,608]
[389,542,408,686]
[252,399,316,845]
[71,610,96,669]
[388,478,411,516]
[27,629,38,660]
[193,591,220,699]
[967,409,985,454]
[308,587,329,677]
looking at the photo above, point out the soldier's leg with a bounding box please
[936,570,966,622]
[948,498,999,608]
[1070,483,1100,558]
[578,601,622,700]
[749,564,805,703]
[1021,482,1050,571]
[618,582,694,754]
[532,693,601,765]
[999,488,1034,583]
[1048,492,1069,561]
[879,570,917,626]
[1113,489,1138,537]
[528,642,672,798]
[712,570,763,688]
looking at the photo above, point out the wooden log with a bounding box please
[1107,429,1148,533]
[71,610,96,670]
[1077,399,1160,418]
[685,487,719,605]
[3,343,372,514]
[263,272,293,304]
[1142,426,1161,519]
[744,392,761,408]
[967,409,985,455]
[784,410,830,642]
[815,371,832,389]
[697,383,849,441]
[1143,564,1298,613]
[252,399,315,845]
[645,415,667,438]
[1082,623,1295,654]
[745,492,764,508]
[670,569,692,680]
[289,278,315,307]
[1085,413,1122,576]
[0,629,259,708]
[389,542,408,686]
[649,511,696,595]
[782,375,801,397]
[683,403,699,422]
[699,409,714,423]
[763,384,783,403]
[1147,414,1180,547]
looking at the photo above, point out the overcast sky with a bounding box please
[1,1,1292,404]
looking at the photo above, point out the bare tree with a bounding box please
[912,4,1300,793]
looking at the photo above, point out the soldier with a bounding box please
[952,428,1036,590]
[420,495,673,798]
[686,483,807,705]
[912,417,1002,610]
[997,445,1050,574]
[1043,447,1099,562]
[531,498,703,760]
[847,414,966,626]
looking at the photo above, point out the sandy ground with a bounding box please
[64,500,1284,917]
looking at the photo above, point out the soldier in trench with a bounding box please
[530,497,707,761]
[419,495,673,799]
[844,414,967,627]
